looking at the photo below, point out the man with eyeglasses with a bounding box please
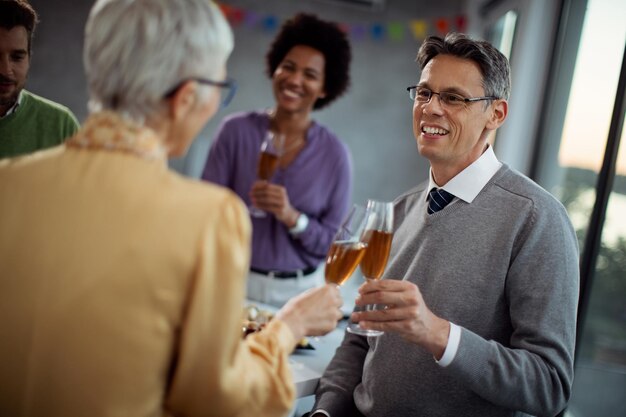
[308,33,579,417]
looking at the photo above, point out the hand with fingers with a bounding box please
[275,284,343,343]
[249,181,297,225]
[350,279,451,360]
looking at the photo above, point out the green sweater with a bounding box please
[0,90,80,159]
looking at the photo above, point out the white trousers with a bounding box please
[246,265,325,308]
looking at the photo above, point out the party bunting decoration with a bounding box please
[337,23,350,34]
[262,15,279,31]
[351,24,367,41]
[410,20,428,41]
[370,23,385,41]
[217,2,468,43]
[244,10,260,27]
[435,18,450,35]
[455,15,467,32]
[388,22,405,42]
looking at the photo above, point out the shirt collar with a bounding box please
[0,90,23,119]
[427,145,502,203]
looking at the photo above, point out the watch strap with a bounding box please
[289,212,309,235]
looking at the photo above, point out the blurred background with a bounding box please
[26,0,626,416]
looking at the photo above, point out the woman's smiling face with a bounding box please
[272,45,326,115]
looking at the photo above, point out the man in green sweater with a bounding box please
[0,0,79,159]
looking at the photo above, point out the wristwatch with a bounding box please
[289,212,309,235]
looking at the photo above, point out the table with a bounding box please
[244,299,349,398]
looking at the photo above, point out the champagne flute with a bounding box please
[324,205,371,288]
[347,199,394,337]
[249,131,285,218]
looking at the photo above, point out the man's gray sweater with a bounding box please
[314,165,579,417]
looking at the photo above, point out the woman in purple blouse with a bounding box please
[202,13,353,307]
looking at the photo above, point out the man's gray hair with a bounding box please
[417,33,511,101]
[84,0,233,122]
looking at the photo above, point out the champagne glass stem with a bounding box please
[249,132,284,217]
[346,200,394,337]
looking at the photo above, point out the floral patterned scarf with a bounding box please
[66,111,167,161]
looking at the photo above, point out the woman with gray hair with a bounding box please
[0,0,342,416]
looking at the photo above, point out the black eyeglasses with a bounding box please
[407,86,498,107]
[165,77,237,108]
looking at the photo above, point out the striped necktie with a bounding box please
[428,187,455,214]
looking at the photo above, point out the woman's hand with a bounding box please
[275,284,343,342]
[249,180,299,226]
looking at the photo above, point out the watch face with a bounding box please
[291,213,309,234]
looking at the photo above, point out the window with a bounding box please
[532,0,626,415]
[486,10,518,61]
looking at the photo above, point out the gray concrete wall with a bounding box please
[27,0,465,205]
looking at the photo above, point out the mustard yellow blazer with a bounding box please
[0,142,295,417]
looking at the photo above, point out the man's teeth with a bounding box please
[423,126,448,135]
[283,90,299,98]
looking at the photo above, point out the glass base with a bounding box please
[249,206,267,218]
[346,323,383,337]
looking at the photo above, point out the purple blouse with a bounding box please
[202,111,353,271]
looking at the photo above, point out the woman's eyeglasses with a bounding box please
[165,77,237,108]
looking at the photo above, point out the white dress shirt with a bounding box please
[428,145,502,366]
[0,90,23,119]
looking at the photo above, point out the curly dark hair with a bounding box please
[266,13,351,110]
[417,33,511,101]
[0,0,39,54]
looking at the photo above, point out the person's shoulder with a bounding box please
[0,146,65,182]
[309,121,350,156]
[221,109,266,127]
[22,90,76,117]
[395,181,428,205]
[177,173,251,237]
[212,110,267,150]
[310,121,339,142]
[491,164,568,213]
[163,170,248,216]
[216,110,266,138]
[494,165,555,199]
[385,182,428,224]
[166,169,237,199]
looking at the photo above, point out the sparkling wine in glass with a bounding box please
[249,131,284,218]
[324,205,371,287]
[347,199,394,337]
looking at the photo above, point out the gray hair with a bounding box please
[84,0,233,122]
[417,33,511,101]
